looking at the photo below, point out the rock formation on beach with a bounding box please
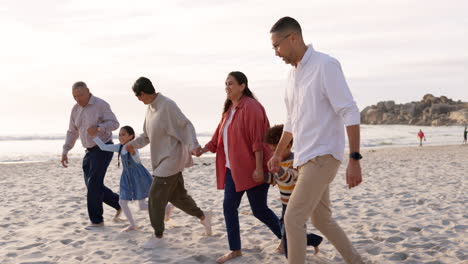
[361,94,468,126]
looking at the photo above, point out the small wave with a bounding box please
[378,142,393,145]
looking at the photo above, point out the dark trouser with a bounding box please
[82,146,120,224]
[280,204,323,258]
[149,172,204,237]
[223,168,282,251]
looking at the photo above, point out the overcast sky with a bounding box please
[0,0,467,135]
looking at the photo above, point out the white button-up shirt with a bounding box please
[284,44,360,167]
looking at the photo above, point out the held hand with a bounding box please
[87,126,98,137]
[125,144,136,155]
[193,147,209,157]
[252,167,264,182]
[346,160,362,189]
[191,147,202,157]
[61,154,69,168]
[267,154,281,173]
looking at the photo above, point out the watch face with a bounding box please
[350,152,362,160]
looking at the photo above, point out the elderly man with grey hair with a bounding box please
[61,81,121,228]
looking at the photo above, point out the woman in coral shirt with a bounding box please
[200,71,281,263]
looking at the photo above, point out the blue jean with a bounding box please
[223,168,281,251]
[280,204,323,258]
[82,146,120,224]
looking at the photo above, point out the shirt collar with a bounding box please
[80,94,96,107]
[150,93,163,110]
[297,44,315,68]
[234,95,250,110]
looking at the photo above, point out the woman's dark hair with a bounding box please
[223,71,257,114]
[118,126,136,168]
[132,77,156,96]
[264,124,293,146]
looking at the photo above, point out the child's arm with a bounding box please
[263,172,277,185]
[277,164,299,184]
[129,146,142,163]
[93,137,120,152]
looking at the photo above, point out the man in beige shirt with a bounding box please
[61,81,121,227]
[126,77,212,248]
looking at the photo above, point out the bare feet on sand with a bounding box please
[314,246,320,255]
[85,222,104,229]
[216,250,242,263]
[200,211,212,236]
[165,204,174,222]
[113,208,122,222]
[275,241,285,254]
[121,225,137,232]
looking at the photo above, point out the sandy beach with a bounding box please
[0,145,466,264]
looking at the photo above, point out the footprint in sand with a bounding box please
[386,236,404,243]
[16,242,43,250]
[407,227,422,232]
[60,239,73,245]
[365,246,381,255]
[71,240,85,248]
[388,252,408,261]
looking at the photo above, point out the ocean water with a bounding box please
[0,125,466,163]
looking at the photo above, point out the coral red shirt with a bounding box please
[418,131,424,138]
[205,96,272,192]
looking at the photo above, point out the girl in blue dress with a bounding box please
[90,125,173,232]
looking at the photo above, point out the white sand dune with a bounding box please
[0,145,467,263]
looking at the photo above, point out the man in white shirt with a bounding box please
[267,17,364,264]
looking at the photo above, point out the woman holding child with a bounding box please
[199,71,281,263]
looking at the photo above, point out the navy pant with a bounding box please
[280,204,323,258]
[223,168,281,251]
[82,146,120,224]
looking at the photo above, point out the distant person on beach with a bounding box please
[88,125,174,232]
[267,17,364,264]
[463,127,467,144]
[61,81,121,228]
[259,124,323,258]
[198,71,282,263]
[125,77,212,248]
[418,129,426,147]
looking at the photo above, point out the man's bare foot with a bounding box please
[216,250,242,263]
[85,222,104,229]
[314,246,320,255]
[275,241,285,254]
[121,225,137,232]
[200,211,212,236]
[113,208,122,222]
[165,204,174,222]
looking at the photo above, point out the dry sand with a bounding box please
[0,145,467,263]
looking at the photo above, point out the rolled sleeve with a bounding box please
[321,59,360,126]
[246,103,269,153]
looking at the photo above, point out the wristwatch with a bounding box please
[349,152,363,160]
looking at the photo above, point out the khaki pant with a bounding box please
[149,172,204,237]
[284,155,363,264]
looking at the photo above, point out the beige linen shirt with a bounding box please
[131,93,200,177]
[63,95,119,155]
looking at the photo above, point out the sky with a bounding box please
[0,0,467,135]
